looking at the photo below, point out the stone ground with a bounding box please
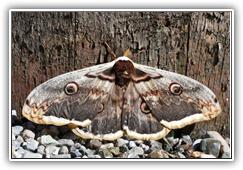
[11,110,231,159]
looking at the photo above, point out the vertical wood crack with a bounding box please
[185,22,190,76]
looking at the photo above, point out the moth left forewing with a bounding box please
[133,63,221,130]
[22,61,117,128]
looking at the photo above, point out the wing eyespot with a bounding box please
[140,102,150,114]
[64,82,79,95]
[98,103,104,113]
[169,83,183,95]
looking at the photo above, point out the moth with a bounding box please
[22,46,221,141]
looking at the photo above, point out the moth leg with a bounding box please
[104,42,116,60]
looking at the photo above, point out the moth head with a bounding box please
[64,82,79,95]
[169,83,183,95]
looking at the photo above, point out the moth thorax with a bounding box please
[113,60,135,87]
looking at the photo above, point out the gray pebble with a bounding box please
[89,139,102,148]
[127,146,144,158]
[116,138,129,147]
[12,133,16,141]
[97,148,113,158]
[54,154,71,158]
[200,138,221,158]
[12,141,21,150]
[149,140,162,150]
[37,145,45,155]
[221,152,231,158]
[26,138,39,148]
[206,131,230,154]
[199,153,216,158]
[45,146,60,158]
[57,139,74,147]
[181,135,192,145]
[94,155,102,158]
[71,149,82,158]
[129,141,136,148]
[23,144,37,152]
[59,146,69,154]
[70,145,82,158]
[23,151,42,158]
[139,144,150,152]
[79,145,88,156]
[134,140,143,145]
[12,126,23,136]
[40,135,59,146]
[16,135,24,145]
[100,143,114,149]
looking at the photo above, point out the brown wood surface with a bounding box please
[11,11,231,139]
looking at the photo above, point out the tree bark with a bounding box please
[11,11,231,139]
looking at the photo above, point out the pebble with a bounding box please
[176,152,186,158]
[199,153,216,158]
[89,139,102,148]
[45,146,60,158]
[129,141,136,148]
[119,144,129,153]
[100,143,114,149]
[97,148,113,158]
[200,138,221,158]
[127,146,144,158]
[61,131,79,141]
[148,149,169,158]
[54,154,71,158]
[221,152,231,158]
[12,126,23,136]
[116,138,129,147]
[21,129,35,140]
[206,131,230,154]
[23,144,37,152]
[37,145,45,155]
[59,146,69,154]
[57,139,74,147]
[149,140,162,150]
[23,151,42,158]
[40,135,59,146]
[108,147,120,155]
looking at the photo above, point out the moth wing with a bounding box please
[133,63,221,130]
[71,84,124,141]
[22,61,120,129]
[122,82,170,140]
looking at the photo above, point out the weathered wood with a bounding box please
[11,11,231,138]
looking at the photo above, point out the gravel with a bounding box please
[11,112,231,159]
